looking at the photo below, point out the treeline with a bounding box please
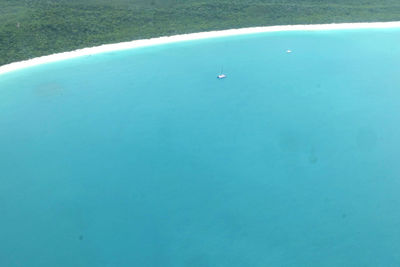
[1,0,400,66]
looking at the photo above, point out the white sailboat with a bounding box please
[217,67,227,79]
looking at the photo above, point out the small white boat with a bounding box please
[286,49,292,53]
[217,66,227,79]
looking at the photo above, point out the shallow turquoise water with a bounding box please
[1,29,400,266]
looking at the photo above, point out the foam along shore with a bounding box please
[1,21,400,76]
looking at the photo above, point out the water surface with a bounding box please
[1,29,400,266]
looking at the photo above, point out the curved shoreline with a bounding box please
[1,21,400,76]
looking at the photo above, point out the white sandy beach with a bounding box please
[1,21,400,76]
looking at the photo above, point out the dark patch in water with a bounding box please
[35,82,64,97]
[308,148,318,164]
[308,155,318,164]
[78,235,83,241]
[278,132,300,152]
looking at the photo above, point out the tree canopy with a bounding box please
[1,0,400,66]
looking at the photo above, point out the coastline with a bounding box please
[1,21,400,76]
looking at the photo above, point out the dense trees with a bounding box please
[1,0,400,66]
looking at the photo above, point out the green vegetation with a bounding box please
[1,0,400,66]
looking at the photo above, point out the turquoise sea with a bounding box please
[1,29,400,266]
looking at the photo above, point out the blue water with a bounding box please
[1,29,400,266]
